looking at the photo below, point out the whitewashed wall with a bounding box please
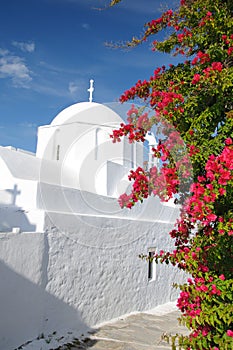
[0,231,89,350]
[36,102,145,196]
[0,143,180,231]
[0,213,186,350]
[0,100,190,350]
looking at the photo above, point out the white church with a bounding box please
[0,81,184,350]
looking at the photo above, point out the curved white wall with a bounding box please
[36,103,144,196]
[0,213,186,350]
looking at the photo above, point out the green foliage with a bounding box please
[110,0,233,349]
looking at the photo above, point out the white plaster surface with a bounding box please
[44,215,180,326]
[0,101,187,350]
[37,182,180,222]
[36,102,144,196]
[0,214,186,350]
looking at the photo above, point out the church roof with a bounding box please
[50,102,123,127]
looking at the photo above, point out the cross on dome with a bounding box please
[88,79,94,102]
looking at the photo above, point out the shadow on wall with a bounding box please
[0,260,94,350]
[0,185,36,232]
[0,204,36,232]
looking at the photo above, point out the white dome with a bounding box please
[50,102,123,127]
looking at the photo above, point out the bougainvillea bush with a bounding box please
[109,0,233,349]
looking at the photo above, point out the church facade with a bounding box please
[0,98,185,349]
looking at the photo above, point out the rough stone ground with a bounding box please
[61,310,189,350]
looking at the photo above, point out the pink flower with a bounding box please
[219,188,226,195]
[177,33,185,42]
[206,213,217,222]
[228,47,233,55]
[200,284,208,292]
[202,327,209,336]
[219,274,225,280]
[225,138,232,145]
[166,9,173,16]
[118,193,131,208]
[201,265,209,272]
[211,62,223,72]
[192,57,198,65]
[192,330,200,338]
[226,330,233,337]
[191,252,197,259]
[192,74,201,84]
[211,284,221,295]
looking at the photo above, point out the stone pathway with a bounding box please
[65,310,189,350]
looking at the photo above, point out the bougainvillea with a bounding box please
[109,0,233,349]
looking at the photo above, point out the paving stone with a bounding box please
[69,310,189,350]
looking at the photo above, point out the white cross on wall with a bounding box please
[88,79,94,102]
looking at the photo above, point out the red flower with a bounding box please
[228,47,233,55]
[177,33,185,42]
[211,62,223,72]
[225,137,232,145]
[191,74,201,84]
[219,188,226,195]
[211,284,221,295]
[226,330,233,337]
[202,327,209,336]
[191,57,198,65]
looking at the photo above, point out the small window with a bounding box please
[56,145,60,161]
[148,249,156,281]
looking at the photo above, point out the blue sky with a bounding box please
[0,0,179,152]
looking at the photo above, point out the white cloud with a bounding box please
[68,80,90,101]
[0,49,32,87]
[0,48,9,56]
[81,23,90,30]
[32,82,68,97]
[12,41,35,53]
[39,60,84,75]
[19,122,37,128]
[68,81,79,95]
